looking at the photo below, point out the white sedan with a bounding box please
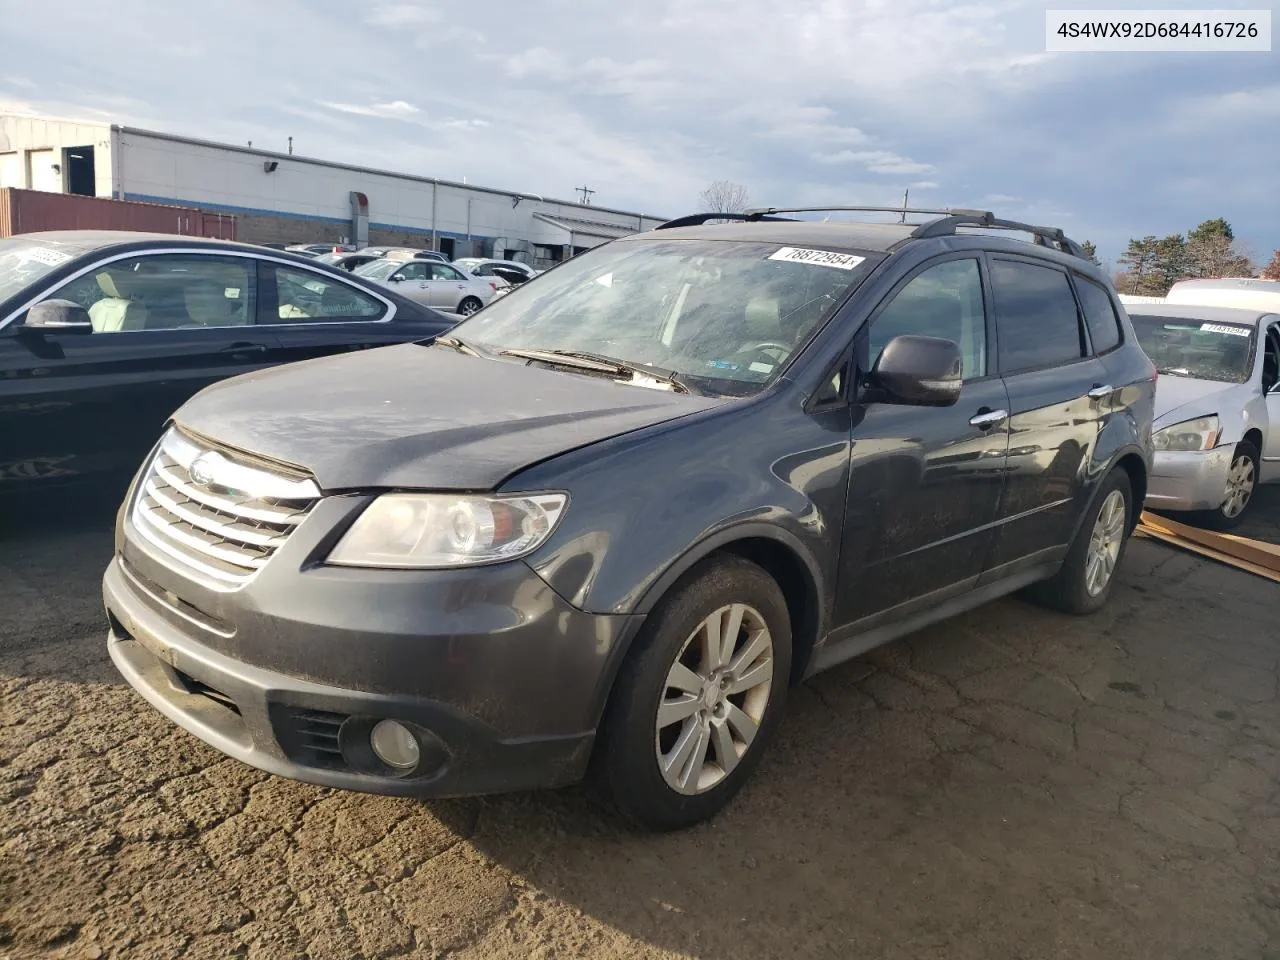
[354,258,500,316]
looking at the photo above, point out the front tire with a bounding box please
[1026,468,1133,615]
[1191,440,1259,531]
[593,555,792,832]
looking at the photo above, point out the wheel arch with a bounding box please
[1111,449,1148,532]
[626,523,828,689]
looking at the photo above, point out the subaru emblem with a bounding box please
[189,453,219,487]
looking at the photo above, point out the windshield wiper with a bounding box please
[431,334,482,357]
[499,347,690,393]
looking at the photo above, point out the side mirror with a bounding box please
[389,274,406,282]
[23,299,94,334]
[870,334,962,406]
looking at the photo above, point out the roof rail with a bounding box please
[908,211,1087,260]
[654,211,797,230]
[742,205,1088,261]
[743,205,986,219]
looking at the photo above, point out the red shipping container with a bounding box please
[0,188,235,240]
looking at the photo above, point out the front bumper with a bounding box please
[103,494,639,798]
[1145,446,1234,512]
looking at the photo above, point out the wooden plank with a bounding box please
[1135,512,1280,582]
[1139,511,1280,572]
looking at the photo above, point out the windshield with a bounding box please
[0,237,84,310]
[353,259,400,280]
[447,238,875,395]
[1130,314,1257,383]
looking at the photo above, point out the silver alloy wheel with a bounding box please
[458,298,481,316]
[1220,453,1256,519]
[1085,489,1127,597]
[655,603,774,796]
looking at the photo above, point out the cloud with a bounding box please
[365,2,440,27]
[0,0,1273,263]
[320,100,421,119]
[815,150,935,175]
[503,47,571,81]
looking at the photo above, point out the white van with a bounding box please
[1165,278,1280,311]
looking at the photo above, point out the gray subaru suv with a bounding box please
[104,207,1156,831]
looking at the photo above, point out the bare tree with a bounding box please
[698,180,750,214]
[1261,249,1280,280]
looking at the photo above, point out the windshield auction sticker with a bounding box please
[17,247,72,266]
[1200,322,1252,337]
[768,247,866,270]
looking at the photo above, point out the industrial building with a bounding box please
[0,114,667,268]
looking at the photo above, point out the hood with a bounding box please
[174,343,725,490]
[1154,375,1247,426]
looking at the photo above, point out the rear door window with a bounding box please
[268,265,386,323]
[990,259,1085,374]
[1075,275,1122,354]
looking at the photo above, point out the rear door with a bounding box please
[258,260,447,365]
[981,255,1110,575]
[425,263,472,309]
[0,251,277,489]
[835,255,1010,626]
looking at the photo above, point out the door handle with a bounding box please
[1087,384,1114,399]
[223,342,268,356]
[969,408,1008,429]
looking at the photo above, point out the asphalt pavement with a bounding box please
[1,490,1277,959]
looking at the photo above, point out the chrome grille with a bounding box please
[131,428,320,587]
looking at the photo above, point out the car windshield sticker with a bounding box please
[705,360,741,371]
[749,361,774,374]
[767,247,865,270]
[1200,322,1251,337]
[18,247,72,266]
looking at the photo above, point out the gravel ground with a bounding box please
[2,493,1278,960]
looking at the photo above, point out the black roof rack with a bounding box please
[741,205,1088,260]
[653,211,797,230]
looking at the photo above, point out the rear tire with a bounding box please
[592,555,792,832]
[1026,468,1133,615]
[1190,440,1259,531]
[457,296,483,316]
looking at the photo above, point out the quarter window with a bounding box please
[1075,275,1122,354]
[48,254,255,333]
[270,266,385,322]
[867,258,987,380]
[991,260,1084,374]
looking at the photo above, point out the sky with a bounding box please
[0,0,1276,266]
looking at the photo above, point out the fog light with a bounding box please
[370,719,420,770]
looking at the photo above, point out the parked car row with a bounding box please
[3,207,1274,834]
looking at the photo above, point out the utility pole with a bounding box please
[899,188,909,223]
[575,185,595,205]
[288,136,294,155]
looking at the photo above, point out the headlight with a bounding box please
[1152,415,1219,452]
[328,492,568,568]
